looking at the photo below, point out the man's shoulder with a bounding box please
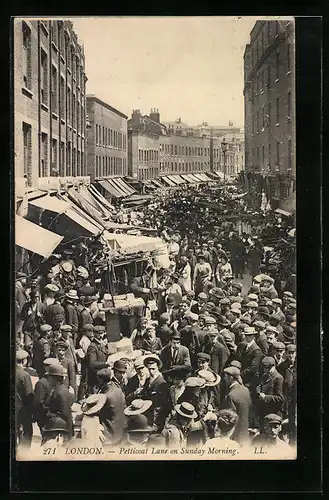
[179,345,190,354]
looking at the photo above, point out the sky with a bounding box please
[67,16,284,127]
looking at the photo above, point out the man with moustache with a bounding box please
[237,327,263,386]
[125,356,150,405]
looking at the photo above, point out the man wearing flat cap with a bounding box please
[125,356,150,405]
[45,289,66,331]
[159,331,191,372]
[252,356,284,431]
[15,272,29,334]
[222,366,252,445]
[32,324,52,378]
[141,355,170,432]
[33,358,60,433]
[260,276,278,300]
[191,292,208,315]
[277,344,297,440]
[203,326,229,377]
[271,298,286,324]
[252,413,290,451]
[15,349,34,447]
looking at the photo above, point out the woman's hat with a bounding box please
[124,399,153,416]
[81,394,107,416]
[127,414,154,433]
[198,369,221,387]
[174,402,197,419]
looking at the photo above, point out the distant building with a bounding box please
[128,109,241,180]
[14,19,88,190]
[86,95,128,182]
[243,19,295,210]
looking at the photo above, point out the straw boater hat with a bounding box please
[81,394,107,416]
[198,369,221,387]
[66,289,79,300]
[124,399,153,416]
[174,402,197,419]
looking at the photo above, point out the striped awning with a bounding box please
[161,176,176,187]
[97,180,124,198]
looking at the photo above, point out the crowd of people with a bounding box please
[15,182,296,454]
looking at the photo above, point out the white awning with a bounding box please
[29,195,71,214]
[274,208,292,217]
[15,216,63,258]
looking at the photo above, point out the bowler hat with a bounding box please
[55,289,66,300]
[124,399,153,416]
[166,293,181,306]
[281,325,295,342]
[258,306,270,317]
[48,363,65,377]
[264,413,282,424]
[127,414,154,433]
[42,417,68,434]
[144,354,162,369]
[84,295,97,305]
[16,349,29,361]
[175,402,197,419]
[81,394,107,416]
[96,369,111,381]
[113,359,127,372]
[209,288,224,299]
[171,331,181,340]
[217,316,231,327]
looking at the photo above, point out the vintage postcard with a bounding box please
[14,15,296,462]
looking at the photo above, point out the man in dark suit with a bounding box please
[159,332,191,372]
[203,327,229,376]
[221,366,252,445]
[277,344,296,421]
[141,355,170,432]
[251,356,284,431]
[97,361,127,445]
[79,296,95,330]
[125,356,150,405]
[86,325,109,394]
[15,349,34,447]
[237,327,263,386]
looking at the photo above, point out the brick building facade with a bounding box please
[14,19,87,190]
[128,109,239,181]
[86,95,128,182]
[243,20,295,209]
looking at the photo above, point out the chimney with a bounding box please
[150,109,160,124]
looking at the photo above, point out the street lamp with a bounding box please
[221,137,228,193]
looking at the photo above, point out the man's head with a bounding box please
[273,341,285,360]
[47,362,65,386]
[144,355,162,380]
[145,324,156,340]
[113,359,127,383]
[174,402,197,428]
[60,324,73,340]
[170,332,181,350]
[266,326,278,345]
[197,292,208,305]
[39,324,52,339]
[263,414,282,439]
[197,352,211,370]
[179,302,189,315]
[134,357,149,379]
[16,349,29,367]
[54,289,65,304]
[42,417,68,445]
[215,409,238,438]
[44,284,59,297]
[243,326,256,343]
[223,366,242,386]
[159,313,170,326]
[285,344,296,364]
[55,340,68,360]
[261,356,276,375]
[82,324,94,339]
[16,272,27,287]
[93,325,107,345]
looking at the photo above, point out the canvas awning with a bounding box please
[161,176,176,187]
[170,175,185,185]
[114,177,136,196]
[110,178,132,197]
[29,195,71,214]
[180,174,194,184]
[188,174,201,183]
[56,194,103,236]
[274,208,293,217]
[15,216,63,258]
[67,188,107,227]
[167,175,181,185]
[97,180,124,199]
[78,186,112,219]
[193,173,205,182]
[88,185,116,212]
[151,179,166,189]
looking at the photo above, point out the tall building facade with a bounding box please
[128,109,239,181]
[243,20,295,209]
[14,19,87,190]
[86,95,128,182]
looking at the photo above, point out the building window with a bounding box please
[268,102,271,128]
[256,111,259,133]
[51,65,58,113]
[22,22,32,89]
[276,97,280,124]
[40,49,48,105]
[276,141,280,166]
[267,21,271,45]
[72,94,76,129]
[262,145,265,165]
[51,21,58,47]
[262,106,265,129]
[59,22,65,54]
[287,43,291,72]
[261,30,264,53]
[275,53,279,80]
[67,88,71,124]
[252,47,254,67]
[256,38,259,60]
[257,147,259,165]
[51,138,58,176]
[268,143,271,169]
[261,69,264,91]
[256,74,259,94]
[22,122,32,182]
[66,142,71,176]
[252,114,255,135]
[287,91,292,119]
[40,132,48,177]
[275,20,279,36]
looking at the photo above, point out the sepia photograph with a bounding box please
[13,16,296,462]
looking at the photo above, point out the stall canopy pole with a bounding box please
[107,258,116,308]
